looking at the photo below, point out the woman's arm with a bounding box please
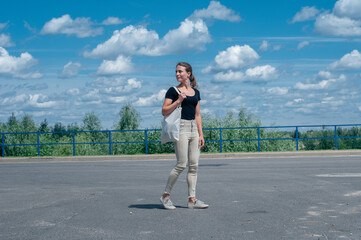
[195,101,205,149]
[162,91,186,116]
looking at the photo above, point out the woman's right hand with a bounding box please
[177,92,187,103]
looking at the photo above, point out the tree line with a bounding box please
[1,103,360,157]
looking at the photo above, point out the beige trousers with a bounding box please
[164,119,200,198]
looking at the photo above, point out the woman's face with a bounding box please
[176,65,190,83]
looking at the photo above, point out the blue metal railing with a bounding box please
[1,124,361,157]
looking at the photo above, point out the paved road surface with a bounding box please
[1,155,360,239]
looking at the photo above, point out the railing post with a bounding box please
[1,133,4,157]
[296,127,299,151]
[257,127,261,152]
[37,132,40,156]
[219,128,223,153]
[334,125,338,150]
[72,132,76,156]
[109,130,112,155]
[145,130,148,154]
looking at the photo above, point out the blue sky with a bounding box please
[1,0,361,129]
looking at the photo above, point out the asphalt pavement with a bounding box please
[1,154,361,239]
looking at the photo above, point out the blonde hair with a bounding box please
[177,62,198,88]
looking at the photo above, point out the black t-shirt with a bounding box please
[165,87,201,120]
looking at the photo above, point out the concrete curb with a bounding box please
[1,150,361,163]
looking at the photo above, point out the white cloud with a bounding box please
[0,94,28,105]
[258,41,281,52]
[293,1,361,37]
[201,108,212,115]
[213,65,278,83]
[191,1,241,22]
[84,25,159,58]
[291,6,320,23]
[80,89,101,102]
[41,14,103,38]
[0,22,8,30]
[0,47,42,79]
[24,21,37,34]
[0,93,58,109]
[294,107,315,114]
[297,41,309,50]
[314,13,361,36]
[29,94,57,108]
[294,73,346,90]
[97,55,134,75]
[259,40,268,51]
[124,78,141,91]
[209,93,223,99]
[91,77,141,94]
[328,49,361,70]
[60,61,81,78]
[334,0,361,20]
[215,45,259,69]
[153,18,211,56]
[106,96,127,103]
[228,96,243,106]
[85,18,211,58]
[205,45,277,84]
[84,2,240,59]
[204,45,259,73]
[15,72,43,79]
[284,100,318,113]
[273,45,282,51]
[213,70,244,82]
[66,88,80,96]
[321,97,344,107]
[324,101,344,108]
[315,70,333,80]
[266,87,289,95]
[285,98,305,107]
[245,65,278,82]
[32,111,53,117]
[134,89,167,107]
[102,17,123,25]
[359,106,361,111]
[0,34,13,47]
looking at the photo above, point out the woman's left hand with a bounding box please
[199,136,205,150]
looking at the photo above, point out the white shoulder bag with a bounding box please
[161,87,182,144]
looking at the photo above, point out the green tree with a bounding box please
[112,103,143,155]
[20,114,37,133]
[51,122,67,139]
[115,103,141,130]
[38,119,50,132]
[6,113,20,133]
[77,112,107,155]
[82,112,102,131]
[67,122,80,132]
[238,107,261,127]
[19,114,38,156]
[0,121,4,156]
[38,119,52,157]
[4,114,38,157]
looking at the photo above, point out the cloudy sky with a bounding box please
[1,0,361,129]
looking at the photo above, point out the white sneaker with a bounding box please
[160,196,176,210]
[187,199,209,209]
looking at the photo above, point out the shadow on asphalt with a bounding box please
[198,163,228,167]
[128,204,187,209]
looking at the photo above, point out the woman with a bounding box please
[160,62,208,210]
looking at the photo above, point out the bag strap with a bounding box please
[173,86,182,108]
[173,86,181,94]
